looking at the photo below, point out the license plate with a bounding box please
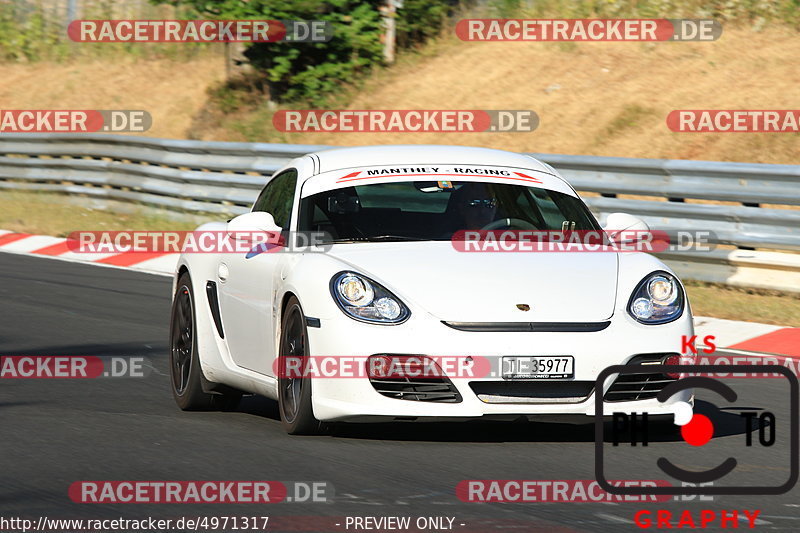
[502,356,574,379]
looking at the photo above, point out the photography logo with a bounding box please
[594,364,798,495]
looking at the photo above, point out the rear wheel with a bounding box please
[170,272,241,411]
[278,296,324,435]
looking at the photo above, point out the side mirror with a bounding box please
[226,211,282,241]
[602,212,650,245]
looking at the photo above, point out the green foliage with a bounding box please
[157,0,460,106]
[246,1,385,106]
[487,0,526,18]
[395,0,460,48]
[0,0,206,63]
[0,2,68,62]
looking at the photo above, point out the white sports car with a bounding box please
[170,145,693,434]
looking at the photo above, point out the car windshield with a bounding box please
[298,180,600,242]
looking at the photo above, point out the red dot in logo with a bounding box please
[681,414,714,446]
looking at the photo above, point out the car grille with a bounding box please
[369,376,462,403]
[469,381,594,404]
[604,354,680,402]
[443,321,610,332]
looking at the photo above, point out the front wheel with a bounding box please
[278,296,324,435]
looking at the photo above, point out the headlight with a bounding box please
[628,271,684,324]
[338,274,374,306]
[330,271,410,324]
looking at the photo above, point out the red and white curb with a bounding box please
[0,230,177,276]
[693,316,800,358]
[0,229,797,358]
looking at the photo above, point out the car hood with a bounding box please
[325,242,618,322]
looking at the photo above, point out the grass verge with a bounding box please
[0,190,206,237]
[685,280,800,327]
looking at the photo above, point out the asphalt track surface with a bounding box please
[1,251,798,532]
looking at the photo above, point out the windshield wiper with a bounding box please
[366,235,429,242]
[327,235,429,243]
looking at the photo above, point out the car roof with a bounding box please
[309,145,554,177]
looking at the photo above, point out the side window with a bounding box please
[524,188,562,228]
[252,169,298,228]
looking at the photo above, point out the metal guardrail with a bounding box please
[0,133,328,216]
[0,134,798,253]
[533,153,800,252]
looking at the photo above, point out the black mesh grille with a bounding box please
[604,353,679,402]
[369,377,462,402]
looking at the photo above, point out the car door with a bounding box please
[219,168,298,376]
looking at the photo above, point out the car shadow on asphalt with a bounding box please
[235,397,760,443]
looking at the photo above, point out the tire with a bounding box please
[169,272,241,411]
[278,296,324,435]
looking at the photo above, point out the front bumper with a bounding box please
[306,308,694,421]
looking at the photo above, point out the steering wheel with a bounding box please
[481,217,537,231]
